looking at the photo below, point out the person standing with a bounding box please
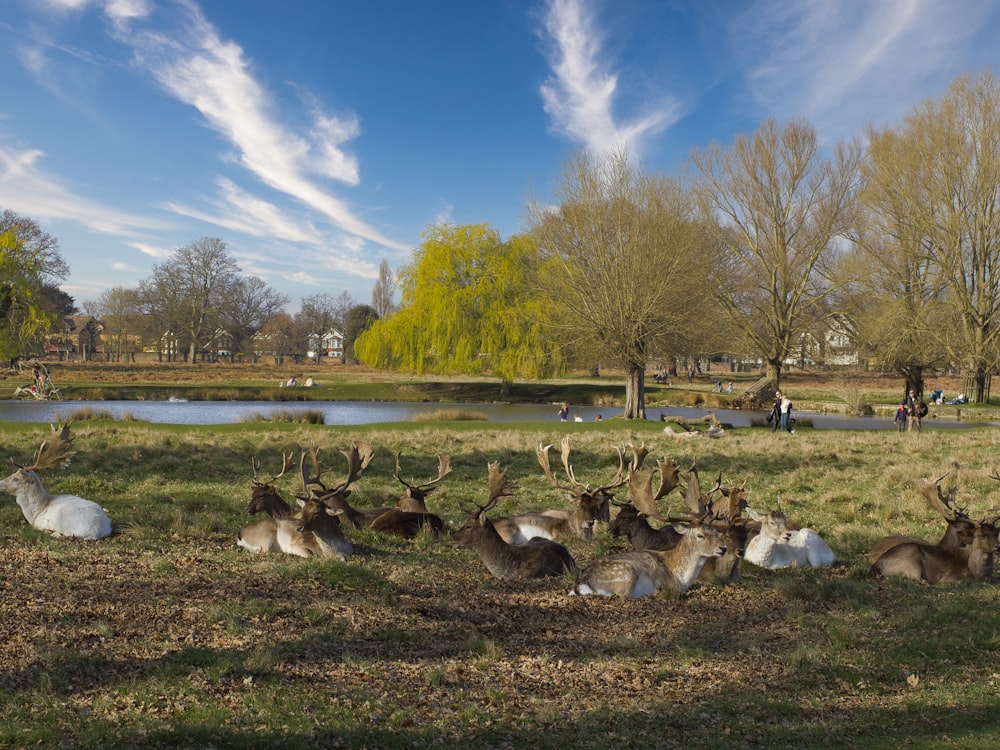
[769,391,782,432]
[778,391,794,434]
[894,401,908,432]
[906,390,923,433]
[557,402,569,422]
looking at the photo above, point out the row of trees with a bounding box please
[6,72,1000,417]
[0,221,391,366]
[355,72,1000,415]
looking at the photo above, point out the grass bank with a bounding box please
[0,419,998,748]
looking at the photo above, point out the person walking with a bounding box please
[894,401,908,432]
[906,389,923,433]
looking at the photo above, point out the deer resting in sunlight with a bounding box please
[0,423,112,540]
[569,520,725,597]
[743,504,835,569]
[394,452,451,513]
[303,444,443,538]
[452,461,577,580]
[868,474,977,564]
[491,439,625,544]
[237,452,300,554]
[294,497,354,561]
[870,517,999,583]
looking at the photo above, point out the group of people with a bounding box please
[894,389,930,432]
[768,390,795,434]
[557,403,601,422]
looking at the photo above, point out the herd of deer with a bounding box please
[1,424,998,596]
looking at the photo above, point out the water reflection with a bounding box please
[0,399,991,429]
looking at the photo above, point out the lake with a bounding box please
[0,399,990,430]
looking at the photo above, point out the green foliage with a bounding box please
[354,223,561,383]
[0,230,57,360]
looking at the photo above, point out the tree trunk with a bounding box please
[902,365,924,402]
[499,379,512,399]
[964,368,991,404]
[766,360,782,389]
[623,365,646,419]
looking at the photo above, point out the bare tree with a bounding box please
[89,287,142,362]
[138,237,239,363]
[690,118,861,387]
[527,146,707,419]
[861,73,1000,402]
[218,276,288,362]
[371,258,396,318]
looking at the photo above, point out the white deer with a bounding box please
[744,505,835,569]
[0,423,112,540]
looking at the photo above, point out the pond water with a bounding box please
[0,398,991,430]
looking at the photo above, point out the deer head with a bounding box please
[247,452,295,517]
[394,452,451,512]
[537,437,626,522]
[300,442,375,503]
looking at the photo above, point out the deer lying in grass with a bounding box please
[0,423,112,540]
[491,439,625,544]
[394,453,451,513]
[294,497,354,560]
[237,452,301,555]
[868,474,977,563]
[569,520,725,597]
[452,462,577,580]
[743,504,835,569]
[870,517,999,583]
[303,444,443,538]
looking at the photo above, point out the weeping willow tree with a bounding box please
[354,223,560,395]
[0,230,58,362]
[526,146,708,419]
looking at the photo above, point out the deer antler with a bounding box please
[14,422,75,471]
[921,473,968,520]
[251,451,294,486]
[394,452,451,492]
[300,447,328,496]
[482,461,518,516]
[626,453,679,519]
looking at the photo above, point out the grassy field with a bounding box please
[0,408,998,749]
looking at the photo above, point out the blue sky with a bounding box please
[2,0,999,313]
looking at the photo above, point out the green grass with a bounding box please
[1,419,999,748]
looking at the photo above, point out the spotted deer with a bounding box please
[452,461,577,580]
[569,519,726,597]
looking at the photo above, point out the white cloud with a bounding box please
[539,0,681,154]
[729,0,1000,138]
[108,0,406,251]
[0,144,167,236]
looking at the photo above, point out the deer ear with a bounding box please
[746,507,761,521]
[296,498,306,508]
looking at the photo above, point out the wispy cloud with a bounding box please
[729,0,1000,137]
[105,0,406,251]
[0,144,167,236]
[538,0,681,154]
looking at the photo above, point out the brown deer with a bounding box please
[569,519,726,597]
[678,464,749,582]
[237,452,310,555]
[394,453,451,513]
[303,444,443,537]
[868,474,977,563]
[294,497,354,560]
[452,461,577,580]
[491,438,625,543]
[870,517,999,583]
[0,422,112,540]
[607,445,683,549]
